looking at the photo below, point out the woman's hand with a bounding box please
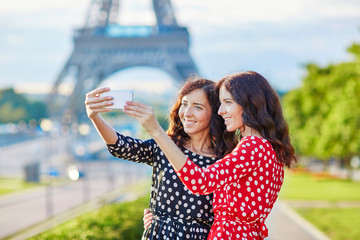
[85,87,113,120]
[123,101,162,137]
[124,101,187,170]
[143,208,153,229]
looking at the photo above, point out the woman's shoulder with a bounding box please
[113,132,159,149]
[240,136,270,146]
[229,136,272,154]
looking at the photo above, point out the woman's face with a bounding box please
[179,89,212,136]
[218,85,244,132]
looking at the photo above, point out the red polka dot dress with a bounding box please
[176,136,285,240]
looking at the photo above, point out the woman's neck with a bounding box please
[242,126,263,138]
[185,132,214,157]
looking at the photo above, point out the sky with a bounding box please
[1,0,360,94]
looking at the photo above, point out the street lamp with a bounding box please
[76,123,91,203]
[40,118,54,218]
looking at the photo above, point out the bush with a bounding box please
[29,194,150,240]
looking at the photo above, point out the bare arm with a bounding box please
[123,101,187,170]
[85,87,118,144]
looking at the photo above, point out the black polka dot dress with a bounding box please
[107,132,218,240]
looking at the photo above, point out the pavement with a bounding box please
[265,201,330,240]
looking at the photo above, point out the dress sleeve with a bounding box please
[106,132,156,165]
[175,137,262,195]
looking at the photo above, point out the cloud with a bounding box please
[0,0,88,12]
[173,0,360,30]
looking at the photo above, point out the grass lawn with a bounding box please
[28,193,150,240]
[280,170,360,240]
[0,177,41,195]
[296,207,360,240]
[280,171,360,201]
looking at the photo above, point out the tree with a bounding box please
[283,43,360,166]
[0,88,47,123]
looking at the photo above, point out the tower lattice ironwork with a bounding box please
[48,0,198,118]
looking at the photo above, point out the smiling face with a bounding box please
[218,85,244,132]
[178,89,212,136]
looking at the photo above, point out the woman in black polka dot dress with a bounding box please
[85,78,236,239]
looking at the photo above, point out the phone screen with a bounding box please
[101,90,133,109]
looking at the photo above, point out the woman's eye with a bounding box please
[195,106,202,110]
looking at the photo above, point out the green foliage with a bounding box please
[29,194,149,240]
[0,88,47,123]
[296,208,360,240]
[283,43,360,161]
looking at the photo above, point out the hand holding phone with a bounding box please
[101,90,133,109]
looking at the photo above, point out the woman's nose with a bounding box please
[184,107,192,116]
[218,104,225,115]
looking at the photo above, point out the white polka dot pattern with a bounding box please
[107,132,217,239]
[176,136,285,240]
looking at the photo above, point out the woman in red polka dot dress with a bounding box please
[124,71,297,240]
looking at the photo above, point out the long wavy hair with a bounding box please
[216,71,297,167]
[167,77,236,158]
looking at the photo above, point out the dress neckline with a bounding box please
[242,135,268,142]
[182,147,217,159]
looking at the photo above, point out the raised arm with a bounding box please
[175,138,261,195]
[85,87,117,144]
[123,101,187,170]
[123,102,265,195]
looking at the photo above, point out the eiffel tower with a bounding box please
[48,0,198,119]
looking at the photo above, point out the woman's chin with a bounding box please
[226,126,236,132]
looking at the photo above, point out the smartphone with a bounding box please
[101,90,133,109]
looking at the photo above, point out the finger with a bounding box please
[124,104,152,115]
[145,216,153,224]
[143,211,153,221]
[143,212,151,221]
[123,109,145,119]
[144,222,150,229]
[86,87,110,98]
[144,222,151,229]
[144,217,153,229]
[88,108,112,114]
[144,209,150,215]
[85,94,112,108]
[85,92,113,106]
[88,100,113,109]
[87,95,113,105]
[125,101,153,110]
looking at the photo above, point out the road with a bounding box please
[0,134,150,239]
[0,161,149,239]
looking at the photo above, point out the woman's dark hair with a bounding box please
[167,76,236,158]
[216,71,297,167]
